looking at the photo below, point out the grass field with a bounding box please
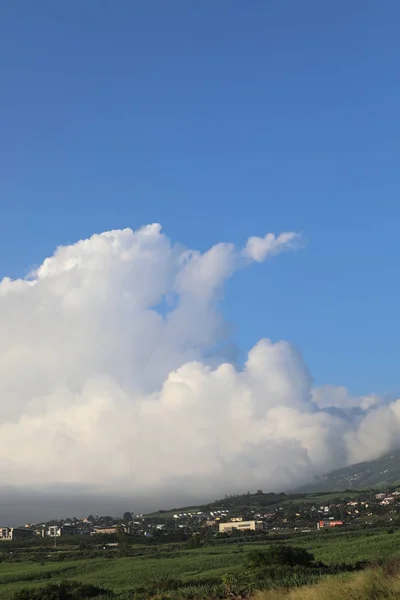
[256,565,400,599]
[2,528,400,598]
[291,528,400,564]
[0,549,238,598]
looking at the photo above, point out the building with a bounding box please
[0,527,12,540]
[204,519,217,527]
[380,498,395,506]
[60,524,81,535]
[127,521,142,534]
[219,520,264,534]
[93,526,119,535]
[317,520,343,530]
[80,522,93,534]
[0,527,35,541]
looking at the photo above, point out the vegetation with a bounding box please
[295,448,400,493]
[246,546,315,569]
[13,581,113,599]
[3,526,400,599]
[5,483,400,599]
[256,559,400,599]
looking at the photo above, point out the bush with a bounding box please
[222,565,323,596]
[246,545,315,569]
[222,571,255,597]
[13,580,114,599]
[152,577,184,592]
[131,577,185,597]
[186,535,202,549]
[221,544,324,596]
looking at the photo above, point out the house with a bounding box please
[0,527,12,540]
[93,526,119,535]
[219,520,264,534]
[48,526,61,537]
[0,527,34,541]
[380,498,395,506]
[205,519,217,527]
[317,520,343,530]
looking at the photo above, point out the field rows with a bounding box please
[2,529,400,598]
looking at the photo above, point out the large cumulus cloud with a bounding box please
[0,224,398,509]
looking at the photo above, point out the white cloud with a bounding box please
[0,224,398,507]
[242,232,302,262]
[312,385,382,411]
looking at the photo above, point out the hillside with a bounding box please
[146,492,295,518]
[147,451,400,518]
[296,449,400,493]
[146,489,365,519]
[145,451,400,518]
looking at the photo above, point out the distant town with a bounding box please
[2,487,400,543]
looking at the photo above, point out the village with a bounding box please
[2,489,400,543]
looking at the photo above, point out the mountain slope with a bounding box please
[146,452,400,518]
[296,449,400,493]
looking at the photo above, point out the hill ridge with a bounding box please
[295,448,400,493]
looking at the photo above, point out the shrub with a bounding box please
[152,577,184,592]
[13,580,114,599]
[246,545,315,569]
[186,535,202,549]
[222,571,255,597]
[131,576,185,597]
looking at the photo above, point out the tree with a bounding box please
[247,545,314,569]
[186,534,202,549]
[116,525,131,556]
[222,544,317,597]
[123,512,133,521]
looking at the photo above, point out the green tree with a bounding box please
[247,545,315,569]
[116,525,131,556]
[186,534,202,549]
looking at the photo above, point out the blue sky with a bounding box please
[1,0,399,396]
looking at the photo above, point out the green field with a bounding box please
[2,527,400,599]
[0,546,239,598]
